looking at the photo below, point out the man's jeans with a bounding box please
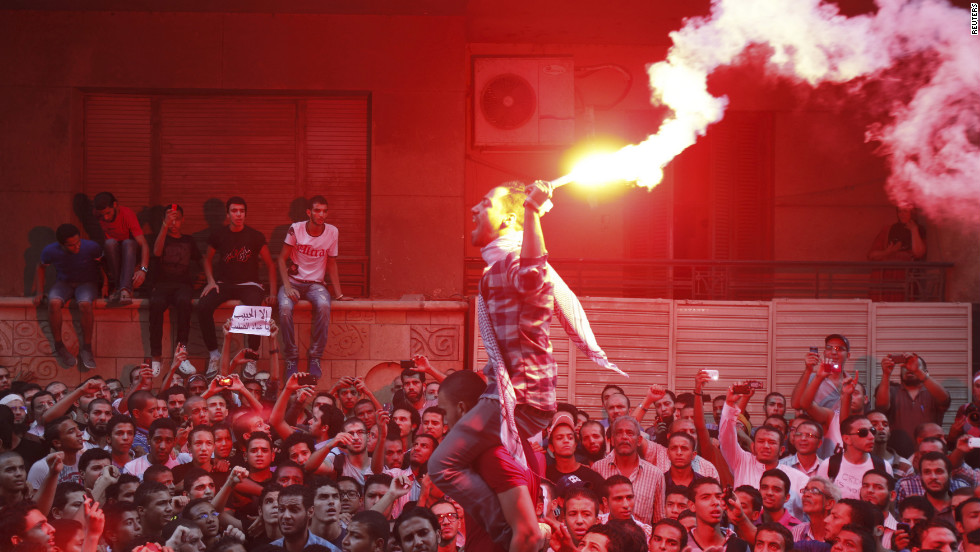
[103,238,138,292]
[277,281,332,362]
[428,397,552,550]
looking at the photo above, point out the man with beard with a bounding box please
[183,497,221,548]
[0,452,29,507]
[816,415,891,499]
[793,476,840,543]
[160,386,187,421]
[545,413,604,491]
[310,477,346,549]
[83,398,113,448]
[579,420,608,464]
[385,433,438,518]
[875,353,950,457]
[274,484,340,552]
[106,414,136,470]
[401,369,436,415]
[124,418,180,479]
[38,379,105,433]
[919,451,955,524]
[867,410,912,476]
[310,417,374,484]
[396,506,440,552]
[633,386,676,445]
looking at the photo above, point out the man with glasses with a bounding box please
[781,419,824,477]
[337,476,364,523]
[792,334,852,413]
[816,415,892,499]
[793,476,841,543]
[183,497,221,548]
[431,499,463,552]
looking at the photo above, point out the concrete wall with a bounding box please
[0,4,977,303]
[0,297,467,390]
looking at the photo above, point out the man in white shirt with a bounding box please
[815,415,891,499]
[124,418,183,479]
[277,195,350,378]
[719,384,808,520]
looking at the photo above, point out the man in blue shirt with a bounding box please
[33,224,105,370]
[272,484,340,552]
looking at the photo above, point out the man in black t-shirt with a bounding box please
[197,196,277,377]
[545,413,605,492]
[149,204,202,375]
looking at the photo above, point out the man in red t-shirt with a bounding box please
[93,192,150,306]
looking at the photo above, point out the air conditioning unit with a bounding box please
[472,56,575,148]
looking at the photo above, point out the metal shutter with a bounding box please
[81,92,370,295]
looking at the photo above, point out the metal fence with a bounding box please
[465,258,953,301]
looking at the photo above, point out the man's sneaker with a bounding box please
[54,343,77,368]
[151,360,162,377]
[284,359,298,379]
[178,359,197,375]
[308,357,322,378]
[79,348,96,371]
[205,353,221,380]
[243,360,258,379]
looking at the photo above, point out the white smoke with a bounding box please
[637,0,980,224]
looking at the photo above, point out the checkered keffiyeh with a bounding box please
[479,234,623,468]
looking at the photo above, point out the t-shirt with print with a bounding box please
[155,234,201,285]
[208,225,267,285]
[40,240,104,283]
[284,221,339,283]
[815,452,892,499]
[99,205,144,241]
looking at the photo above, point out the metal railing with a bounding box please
[464,258,953,301]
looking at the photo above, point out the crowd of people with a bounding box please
[4,184,975,552]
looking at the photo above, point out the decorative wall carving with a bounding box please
[410,325,459,360]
